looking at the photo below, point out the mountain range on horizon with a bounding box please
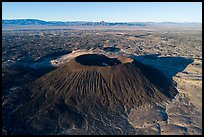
[2,19,202,26]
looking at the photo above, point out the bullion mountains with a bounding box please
[2,19,146,26]
[2,19,201,26]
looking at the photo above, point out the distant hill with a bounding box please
[2,19,50,25]
[2,19,146,26]
[2,19,201,31]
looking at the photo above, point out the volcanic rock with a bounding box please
[6,54,178,135]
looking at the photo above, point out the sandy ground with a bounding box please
[2,25,202,31]
[127,58,202,135]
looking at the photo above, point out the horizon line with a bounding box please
[2,18,202,24]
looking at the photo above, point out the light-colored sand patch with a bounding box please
[128,57,202,135]
[173,59,202,111]
[127,36,138,41]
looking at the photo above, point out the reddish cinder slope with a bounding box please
[9,54,178,134]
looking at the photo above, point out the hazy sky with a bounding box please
[2,2,202,22]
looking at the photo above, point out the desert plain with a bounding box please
[2,25,202,135]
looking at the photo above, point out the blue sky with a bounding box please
[2,2,202,22]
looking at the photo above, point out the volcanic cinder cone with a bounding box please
[8,54,178,135]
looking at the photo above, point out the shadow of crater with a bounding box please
[129,54,193,99]
[132,54,194,78]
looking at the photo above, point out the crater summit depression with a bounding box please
[75,54,133,67]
